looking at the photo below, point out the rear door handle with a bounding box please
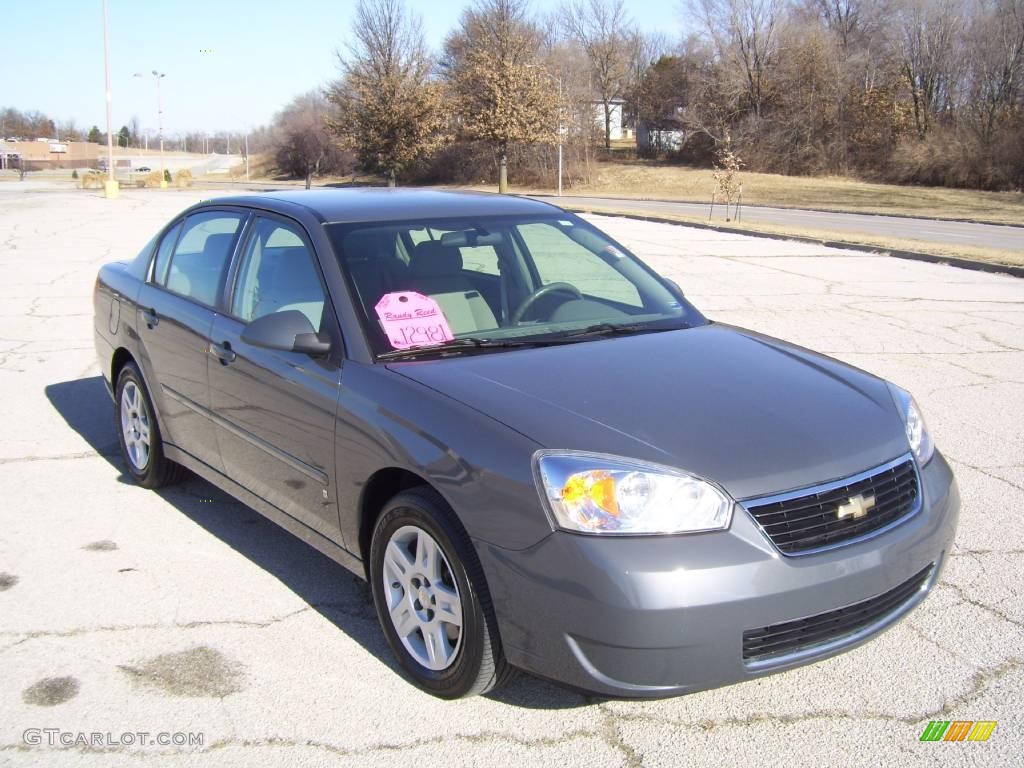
[142,307,159,329]
[210,340,237,365]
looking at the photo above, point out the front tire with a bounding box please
[115,362,185,489]
[369,487,511,698]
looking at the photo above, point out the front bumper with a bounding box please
[476,452,959,697]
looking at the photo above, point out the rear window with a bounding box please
[164,211,245,307]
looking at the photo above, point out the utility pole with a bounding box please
[556,76,563,197]
[244,132,249,181]
[135,70,167,187]
[102,0,118,198]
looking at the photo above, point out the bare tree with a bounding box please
[812,0,864,49]
[563,0,635,148]
[272,92,346,188]
[326,0,447,185]
[625,29,671,131]
[693,0,785,121]
[445,0,558,192]
[963,0,1024,145]
[129,115,141,149]
[890,0,964,138]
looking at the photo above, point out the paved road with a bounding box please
[0,186,1022,766]
[535,194,1024,252]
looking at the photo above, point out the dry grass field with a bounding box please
[532,162,1024,226]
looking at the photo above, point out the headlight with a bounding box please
[533,451,734,535]
[887,383,935,464]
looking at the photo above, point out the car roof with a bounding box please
[199,188,563,224]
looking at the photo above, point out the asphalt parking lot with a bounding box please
[0,185,1021,767]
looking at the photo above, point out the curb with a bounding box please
[564,207,1024,280]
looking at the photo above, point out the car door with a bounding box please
[208,214,343,539]
[136,209,247,472]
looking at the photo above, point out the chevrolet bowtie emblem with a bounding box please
[837,494,876,520]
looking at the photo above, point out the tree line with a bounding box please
[8,0,1022,191]
[270,0,1023,192]
[673,0,1024,189]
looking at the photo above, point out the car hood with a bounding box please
[388,324,909,499]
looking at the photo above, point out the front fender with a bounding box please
[333,362,550,552]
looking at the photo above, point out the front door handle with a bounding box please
[142,307,159,329]
[210,341,237,365]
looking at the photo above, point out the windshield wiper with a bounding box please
[559,321,687,339]
[377,322,688,361]
[377,337,555,361]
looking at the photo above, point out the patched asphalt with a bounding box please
[0,185,1020,767]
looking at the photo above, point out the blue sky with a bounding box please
[2,0,682,137]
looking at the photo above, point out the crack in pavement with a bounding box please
[940,581,1024,629]
[4,660,1018,760]
[597,702,644,768]
[610,658,1022,733]
[0,451,116,465]
[947,457,1024,494]
[0,728,612,761]
[0,603,377,654]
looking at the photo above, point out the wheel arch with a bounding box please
[358,467,434,576]
[111,346,135,387]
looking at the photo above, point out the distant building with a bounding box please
[0,147,21,171]
[637,103,691,155]
[591,99,626,142]
[637,122,688,154]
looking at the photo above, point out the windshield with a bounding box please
[326,213,704,358]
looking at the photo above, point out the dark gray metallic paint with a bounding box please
[93,189,959,697]
[387,323,909,502]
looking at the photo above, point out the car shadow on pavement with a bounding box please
[46,375,593,710]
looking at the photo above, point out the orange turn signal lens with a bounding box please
[561,471,619,518]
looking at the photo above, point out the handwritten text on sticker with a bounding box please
[374,292,454,350]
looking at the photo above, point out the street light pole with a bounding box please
[155,71,165,186]
[245,132,249,181]
[556,75,563,198]
[101,0,118,198]
[135,70,166,187]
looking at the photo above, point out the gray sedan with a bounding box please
[92,189,958,699]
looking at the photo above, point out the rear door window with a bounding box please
[164,211,245,307]
[152,222,182,286]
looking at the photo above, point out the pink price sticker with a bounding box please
[374,292,454,350]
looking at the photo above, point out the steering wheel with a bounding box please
[511,282,583,324]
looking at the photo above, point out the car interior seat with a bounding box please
[407,241,497,335]
[343,229,411,312]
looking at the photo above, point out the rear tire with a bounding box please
[114,362,186,489]
[369,487,512,698]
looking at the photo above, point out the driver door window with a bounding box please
[231,217,326,332]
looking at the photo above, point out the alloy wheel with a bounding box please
[381,525,464,671]
[120,380,151,471]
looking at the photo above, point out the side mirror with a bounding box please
[665,279,685,299]
[241,310,331,356]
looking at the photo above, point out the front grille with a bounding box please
[742,564,934,662]
[744,457,920,555]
